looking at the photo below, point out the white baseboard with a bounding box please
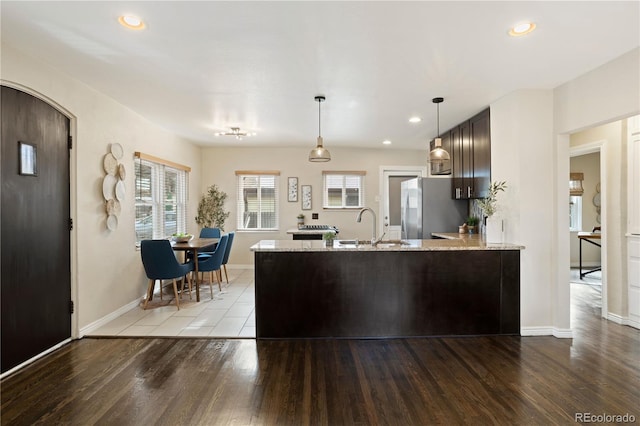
[0,338,72,380]
[520,326,574,338]
[553,328,574,338]
[607,313,640,329]
[520,326,553,336]
[80,265,252,336]
[79,298,141,337]
[627,318,640,329]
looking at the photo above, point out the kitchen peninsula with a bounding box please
[251,237,524,339]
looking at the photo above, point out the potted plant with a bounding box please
[322,231,335,247]
[466,216,479,234]
[476,180,507,242]
[195,184,230,231]
[297,213,305,227]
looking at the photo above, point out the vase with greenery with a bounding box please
[476,180,507,218]
[195,184,230,231]
[477,180,507,243]
[297,213,305,227]
[322,231,335,247]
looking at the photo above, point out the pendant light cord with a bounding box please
[318,99,322,138]
[436,102,439,136]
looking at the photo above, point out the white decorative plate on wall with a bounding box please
[102,174,117,200]
[115,180,125,201]
[106,214,118,231]
[110,143,123,160]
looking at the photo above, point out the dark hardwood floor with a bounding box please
[2,283,638,425]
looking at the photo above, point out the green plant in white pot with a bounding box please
[195,184,230,231]
[322,231,335,247]
[477,180,507,243]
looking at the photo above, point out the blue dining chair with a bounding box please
[200,227,221,238]
[140,240,194,310]
[220,231,235,285]
[187,226,221,261]
[197,234,228,297]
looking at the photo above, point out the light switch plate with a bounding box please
[312,213,319,220]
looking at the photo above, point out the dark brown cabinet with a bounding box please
[450,108,491,199]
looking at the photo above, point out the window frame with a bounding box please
[322,171,366,209]
[134,152,190,245]
[236,170,280,232]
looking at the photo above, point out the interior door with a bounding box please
[382,169,425,240]
[1,86,71,373]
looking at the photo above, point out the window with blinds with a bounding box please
[135,153,190,244]
[323,171,365,209]
[236,171,280,231]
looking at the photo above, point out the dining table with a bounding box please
[171,237,218,302]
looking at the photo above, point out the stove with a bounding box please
[298,224,337,231]
[292,224,339,240]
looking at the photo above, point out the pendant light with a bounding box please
[428,97,450,164]
[309,95,331,162]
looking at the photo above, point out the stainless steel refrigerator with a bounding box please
[401,178,467,239]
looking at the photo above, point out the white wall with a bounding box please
[490,90,556,334]
[200,146,427,264]
[554,47,639,326]
[1,45,203,331]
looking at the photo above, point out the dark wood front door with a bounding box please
[1,86,71,373]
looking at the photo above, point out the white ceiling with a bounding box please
[2,1,638,150]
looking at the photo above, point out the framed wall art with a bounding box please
[301,185,312,210]
[19,141,37,176]
[288,177,298,202]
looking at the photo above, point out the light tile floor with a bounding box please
[88,268,256,338]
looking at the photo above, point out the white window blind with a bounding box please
[323,171,365,209]
[569,195,582,232]
[236,171,280,231]
[135,153,190,244]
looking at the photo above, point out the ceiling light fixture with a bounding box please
[409,117,422,123]
[428,97,450,165]
[383,140,392,145]
[309,95,331,162]
[509,22,536,37]
[118,15,145,30]
[214,127,255,140]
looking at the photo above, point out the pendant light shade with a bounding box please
[428,97,450,164]
[309,95,331,162]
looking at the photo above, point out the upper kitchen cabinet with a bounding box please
[451,108,491,199]
[470,108,491,199]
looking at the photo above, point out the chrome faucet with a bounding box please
[356,207,383,245]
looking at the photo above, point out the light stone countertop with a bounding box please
[250,236,524,252]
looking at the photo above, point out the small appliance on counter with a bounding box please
[287,224,339,240]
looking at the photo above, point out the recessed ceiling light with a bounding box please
[509,22,536,37]
[118,15,145,30]
[409,117,422,123]
[382,140,392,145]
